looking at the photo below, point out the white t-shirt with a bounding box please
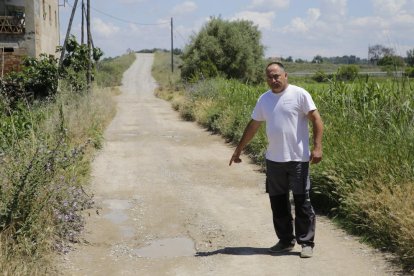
[251,84,316,162]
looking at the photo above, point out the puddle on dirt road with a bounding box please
[120,226,135,238]
[134,237,195,258]
[103,199,132,224]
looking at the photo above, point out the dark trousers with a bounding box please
[269,193,315,247]
[266,160,315,247]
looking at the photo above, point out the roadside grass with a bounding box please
[0,54,134,274]
[152,52,414,272]
[95,53,136,87]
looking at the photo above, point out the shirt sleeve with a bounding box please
[301,89,317,114]
[251,96,265,121]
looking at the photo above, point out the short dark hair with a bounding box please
[266,61,285,71]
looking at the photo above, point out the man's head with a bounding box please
[266,62,288,93]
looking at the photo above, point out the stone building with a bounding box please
[0,0,60,76]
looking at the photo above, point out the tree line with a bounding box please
[175,17,414,81]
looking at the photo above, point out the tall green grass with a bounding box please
[153,52,414,272]
[0,53,135,274]
[0,87,116,274]
[95,53,136,87]
[309,78,414,270]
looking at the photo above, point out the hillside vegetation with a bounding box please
[153,51,414,272]
[0,52,135,274]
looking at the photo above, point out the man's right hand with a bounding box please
[229,153,242,166]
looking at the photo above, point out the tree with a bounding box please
[377,55,404,67]
[368,44,395,64]
[312,55,323,64]
[295,58,306,63]
[407,48,414,66]
[180,17,265,83]
[58,35,103,92]
[282,56,293,62]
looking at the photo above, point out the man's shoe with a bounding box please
[268,241,295,253]
[300,245,313,258]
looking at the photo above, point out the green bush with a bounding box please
[404,67,414,78]
[377,55,405,67]
[180,17,265,83]
[58,35,103,92]
[336,65,359,81]
[312,70,333,82]
[0,55,58,105]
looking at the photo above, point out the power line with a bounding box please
[91,6,169,26]
[65,0,169,26]
[174,29,188,45]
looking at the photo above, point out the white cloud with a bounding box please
[282,8,321,33]
[371,0,406,15]
[92,18,120,38]
[307,8,321,22]
[230,11,275,29]
[319,0,347,22]
[393,13,414,27]
[171,1,197,16]
[349,16,384,29]
[249,0,290,10]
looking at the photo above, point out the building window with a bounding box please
[55,11,57,27]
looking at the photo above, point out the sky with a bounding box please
[58,0,414,60]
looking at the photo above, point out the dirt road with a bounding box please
[59,54,399,276]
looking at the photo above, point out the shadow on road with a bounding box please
[196,247,300,257]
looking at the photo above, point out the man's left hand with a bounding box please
[310,149,322,164]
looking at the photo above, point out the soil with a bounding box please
[58,53,402,276]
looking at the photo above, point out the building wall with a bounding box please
[0,0,60,57]
[0,0,60,76]
[0,48,25,75]
[36,0,60,57]
[23,0,60,58]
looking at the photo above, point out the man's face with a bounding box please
[266,64,288,93]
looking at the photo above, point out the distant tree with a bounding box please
[368,44,395,64]
[282,56,293,62]
[173,48,183,55]
[180,17,265,83]
[377,55,405,67]
[406,48,414,66]
[294,58,307,63]
[312,55,323,64]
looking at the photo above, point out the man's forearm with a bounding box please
[312,117,323,150]
[235,120,262,153]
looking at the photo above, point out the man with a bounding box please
[229,62,323,258]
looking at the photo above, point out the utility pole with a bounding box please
[81,0,84,44]
[59,0,79,69]
[171,17,174,73]
[86,0,92,92]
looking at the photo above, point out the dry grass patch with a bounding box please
[343,181,414,271]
